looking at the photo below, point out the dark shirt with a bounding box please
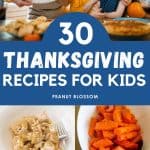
[100,0,120,12]
[0,0,5,20]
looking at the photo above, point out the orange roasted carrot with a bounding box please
[24,33,41,41]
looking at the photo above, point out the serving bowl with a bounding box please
[77,106,150,150]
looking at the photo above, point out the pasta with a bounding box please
[10,115,60,150]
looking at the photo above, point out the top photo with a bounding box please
[0,0,150,41]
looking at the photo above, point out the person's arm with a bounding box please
[13,0,32,7]
[89,1,105,18]
[58,0,70,6]
[104,1,126,18]
[121,0,132,6]
[83,0,98,13]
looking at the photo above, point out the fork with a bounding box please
[56,122,69,150]
[56,122,69,140]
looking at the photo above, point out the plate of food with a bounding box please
[103,18,150,40]
[77,106,150,150]
[0,106,75,150]
[114,17,150,23]
[0,16,52,41]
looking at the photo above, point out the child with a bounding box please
[90,0,132,18]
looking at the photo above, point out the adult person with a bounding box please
[13,0,69,19]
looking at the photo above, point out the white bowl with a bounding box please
[0,106,75,150]
[77,106,150,150]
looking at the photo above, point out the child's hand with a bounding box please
[121,0,131,6]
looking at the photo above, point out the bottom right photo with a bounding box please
[77,106,150,150]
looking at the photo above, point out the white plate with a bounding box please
[0,106,75,150]
[77,106,150,150]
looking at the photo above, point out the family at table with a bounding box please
[2,0,150,19]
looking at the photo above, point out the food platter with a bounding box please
[114,17,150,23]
[0,16,52,40]
[103,17,150,41]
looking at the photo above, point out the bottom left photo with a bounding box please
[0,106,75,150]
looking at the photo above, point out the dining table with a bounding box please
[0,20,20,41]
[0,18,150,41]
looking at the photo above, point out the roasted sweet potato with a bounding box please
[115,140,138,149]
[99,147,111,150]
[105,106,114,112]
[97,106,107,114]
[95,131,103,138]
[103,131,115,140]
[95,120,118,131]
[89,117,97,137]
[89,106,142,150]
[90,146,97,150]
[112,146,125,150]
[117,131,138,141]
[113,109,122,123]
[132,134,142,143]
[103,113,113,120]
[114,124,140,135]
[89,138,99,146]
[93,138,113,148]
[122,109,137,124]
